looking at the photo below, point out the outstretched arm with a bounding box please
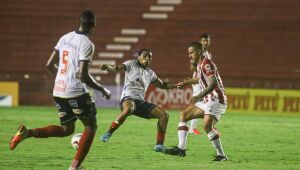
[80,60,111,100]
[46,50,59,75]
[190,76,217,104]
[99,64,126,73]
[152,78,177,89]
[176,77,199,88]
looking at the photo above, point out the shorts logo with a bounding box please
[72,109,83,114]
[59,112,67,117]
[55,103,61,109]
[68,100,78,107]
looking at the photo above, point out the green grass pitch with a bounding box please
[1,106,300,170]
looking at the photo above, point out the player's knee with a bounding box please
[160,111,169,121]
[62,124,75,136]
[179,111,188,122]
[203,123,213,133]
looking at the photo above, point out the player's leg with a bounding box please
[165,104,204,157]
[100,99,135,142]
[69,94,98,169]
[148,106,169,152]
[203,103,228,161]
[70,111,97,169]
[9,98,76,150]
[188,118,201,135]
[178,105,204,150]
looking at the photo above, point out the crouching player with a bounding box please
[99,48,177,152]
[164,42,228,161]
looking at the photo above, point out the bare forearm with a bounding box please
[84,74,106,92]
[160,82,177,89]
[183,78,198,86]
[46,64,58,75]
[198,83,216,98]
[106,65,119,72]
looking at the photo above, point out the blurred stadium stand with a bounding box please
[0,0,299,105]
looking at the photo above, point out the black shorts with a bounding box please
[54,93,97,125]
[120,97,157,119]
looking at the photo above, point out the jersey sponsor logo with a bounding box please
[58,112,67,118]
[54,80,67,92]
[72,109,83,114]
[68,100,78,107]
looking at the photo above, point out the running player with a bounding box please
[164,42,228,161]
[99,48,177,152]
[9,10,111,170]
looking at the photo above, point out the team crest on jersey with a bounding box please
[72,109,83,114]
[205,64,212,71]
[68,100,78,107]
[58,112,67,117]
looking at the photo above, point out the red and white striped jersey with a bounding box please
[196,58,227,104]
[203,51,212,60]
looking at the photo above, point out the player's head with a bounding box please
[137,48,153,68]
[200,33,211,51]
[79,10,96,35]
[188,41,203,64]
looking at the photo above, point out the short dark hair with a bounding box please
[80,10,95,28]
[188,41,202,50]
[200,33,210,39]
[138,48,152,56]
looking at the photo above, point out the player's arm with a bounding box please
[99,64,126,73]
[151,78,177,89]
[80,60,111,99]
[176,77,199,89]
[190,76,217,104]
[46,50,59,75]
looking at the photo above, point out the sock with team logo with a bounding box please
[177,122,188,150]
[72,126,96,168]
[207,130,225,156]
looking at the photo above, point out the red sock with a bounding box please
[108,121,120,134]
[72,127,96,168]
[156,131,165,145]
[30,125,66,138]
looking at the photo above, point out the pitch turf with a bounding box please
[1,106,300,170]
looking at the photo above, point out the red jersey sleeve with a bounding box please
[201,58,216,77]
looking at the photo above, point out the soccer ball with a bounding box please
[71,133,82,150]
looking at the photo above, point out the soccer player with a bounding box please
[188,33,212,135]
[200,33,212,60]
[99,48,177,152]
[9,10,111,170]
[164,42,228,161]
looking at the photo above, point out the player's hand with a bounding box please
[99,64,108,71]
[175,82,184,89]
[190,95,202,105]
[102,87,111,100]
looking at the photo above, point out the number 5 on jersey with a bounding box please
[61,50,69,74]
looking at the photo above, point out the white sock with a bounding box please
[207,130,225,156]
[178,122,188,150]
[189,119,199,132]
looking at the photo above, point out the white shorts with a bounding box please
[195,101,227,121]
